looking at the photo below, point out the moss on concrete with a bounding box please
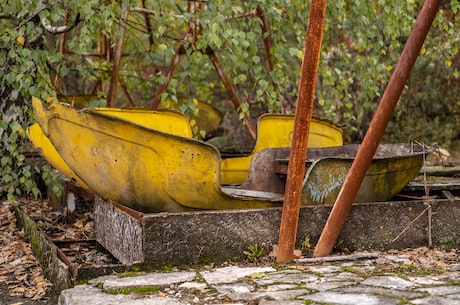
[13,203,72,292]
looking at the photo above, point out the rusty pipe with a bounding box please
[277,0,328,262]
[313,0,442,257]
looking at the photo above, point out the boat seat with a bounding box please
[220,114,343,185]
[92,107,193,138]
[221,187,284,201]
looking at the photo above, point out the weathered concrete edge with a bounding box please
[94,198,460,267]
[13,203,72,292]
[94,198,144,265]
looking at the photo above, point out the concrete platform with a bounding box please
[94,197,460,267]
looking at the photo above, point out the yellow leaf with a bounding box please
[192,98,199,106]
[209,81,215,89]
[297,50,303,59]
[190,119,196,127]
[386,65,393,71]
[164,101,171,109]
[420,47,427,55]
[447,61,452,67]
[17,36,25,46]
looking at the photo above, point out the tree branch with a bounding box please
[0,13,17,20]
[40,13,81,34]
[130,6,184,19]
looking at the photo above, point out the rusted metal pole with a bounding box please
[313,0,442,257]
[277,0,328,262]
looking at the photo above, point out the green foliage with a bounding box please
[317,0,460,143]
[112,0,459,144]
[1,0,459,198]
[243,243,265,260]
[300,235,312,253]
[106,285,160,295]
[160,264,175,273]
[0,101,40,199]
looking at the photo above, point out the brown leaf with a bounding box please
[32,292,45,301]
[403,260,413,265]
[436,260,448,267]
[73,219,84,229]
[10,286,26,293]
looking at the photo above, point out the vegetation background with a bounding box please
[0,0,459,199]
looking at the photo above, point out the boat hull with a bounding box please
[32,100,282,212]
[29,97,193,192]
[32,98,425,212]
[26,123,91,190]
[301,144,425,205]
[220,114,344,184]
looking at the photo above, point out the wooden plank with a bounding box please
[423,165,460,177]
[404,180,460,192]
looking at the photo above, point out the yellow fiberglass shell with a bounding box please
[32,97,193,138]
[220,114,344,185]
[58,95,97,109]
[193,101,223,135]
[91,107,193,138]
[31,97,193,188]
[160,99,223,135]
[301,144,425,205]
[32,99,282,212]
[26,123,91,190]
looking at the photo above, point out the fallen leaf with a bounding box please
[294,265,308,271]
[436,261,448,267]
